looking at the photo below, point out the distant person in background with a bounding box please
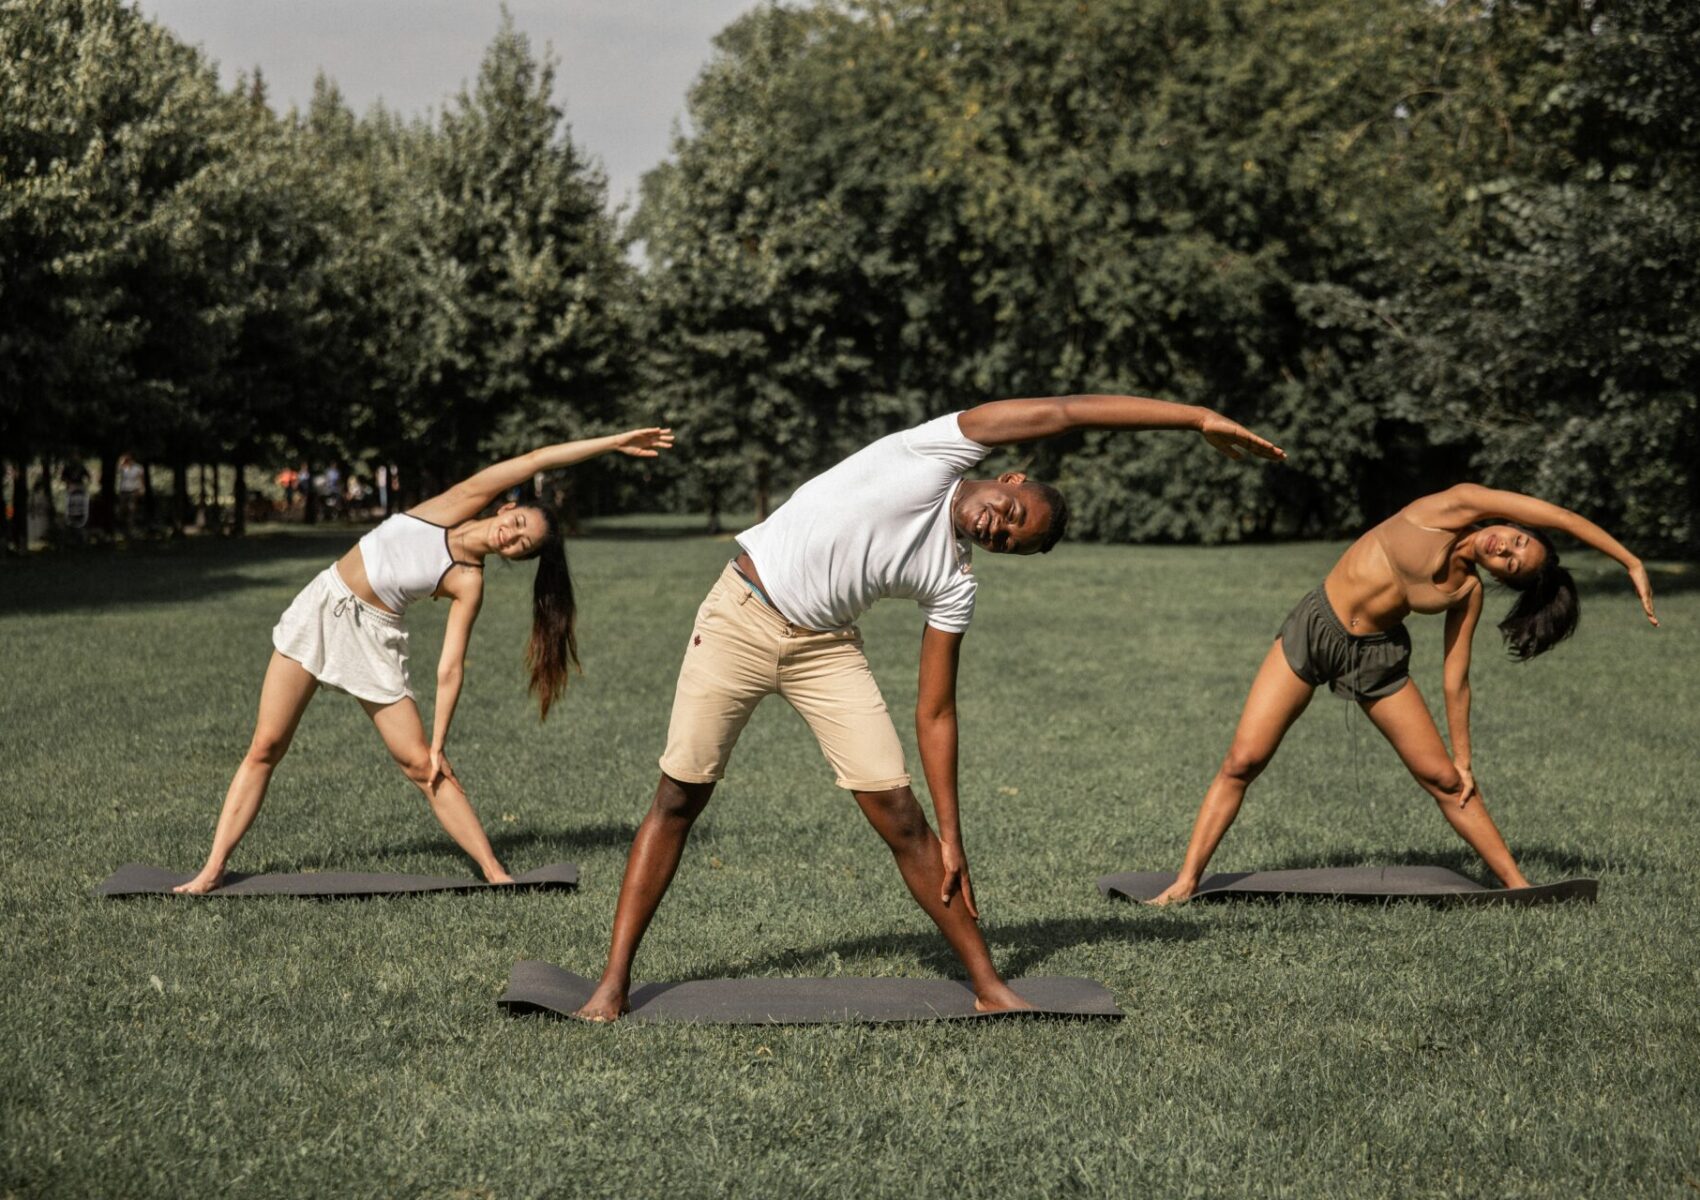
[1148,484,1659,905]
[323,462,343,520]
[27,470,52,545]
[116,452,144,537]
[573,393,1284,1022]
[60,461,90,538]
[172,427,673,894]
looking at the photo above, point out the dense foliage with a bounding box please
[0,0,632,541]
[2,0,1694,552]
[640,0,1697,551]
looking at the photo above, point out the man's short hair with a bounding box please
[1025,481,1069,553]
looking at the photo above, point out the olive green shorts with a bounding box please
[1278,585,1411,701]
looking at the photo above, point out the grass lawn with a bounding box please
[2,526,1696,1197]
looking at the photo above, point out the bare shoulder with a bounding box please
[407,484,480,528]
[436,564,486,608]
[1404,484,1482,530]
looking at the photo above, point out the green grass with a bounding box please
[2,528,1697,1198]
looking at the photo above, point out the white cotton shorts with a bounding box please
[271,565,414,705]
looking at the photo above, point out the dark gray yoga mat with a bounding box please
[96,862,578,898]
[1098,865,1596,907]
[498,961,1124,1024]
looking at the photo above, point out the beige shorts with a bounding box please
[658,565,909,791]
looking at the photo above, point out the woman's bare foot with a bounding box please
[483,867,516,885]
[1146,878,1197,906]
[573,982,630,1023]
[972,981,1036,1014]
[172,867,226,895]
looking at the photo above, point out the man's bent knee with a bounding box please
[855,786,929,844]
[652,774,714,822]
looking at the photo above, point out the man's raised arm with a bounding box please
[957,395,1285,462]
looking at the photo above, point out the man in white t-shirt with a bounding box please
[576,393,1284,1020]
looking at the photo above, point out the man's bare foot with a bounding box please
[972,981,1037,1014]
[1146,879,1196,907]
[573,983,630,1023]
[172,867,225,895]
[484,868,516,885]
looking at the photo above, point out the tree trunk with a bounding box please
[9,456,28,553]
[172,457,190,537]
[303,460,318,525]
[755,459,771,523]
[706,483,723,535]
[233,461,248,537]
[96,452,117,535]
[141,460,155,531]
[40,454,59,541]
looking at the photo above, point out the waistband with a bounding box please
[326,564,405,626]
[715,562,845,638]
[1310,583,1400,643]
[730,558,778,610]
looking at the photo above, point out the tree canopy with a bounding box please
[3,0,1694,554]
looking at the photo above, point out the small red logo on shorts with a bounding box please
[693,634,702,646]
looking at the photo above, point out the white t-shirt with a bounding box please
[736,413,991,633]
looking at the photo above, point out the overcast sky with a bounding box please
[134,0,761,214]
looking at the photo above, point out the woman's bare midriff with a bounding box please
[1322,531,1412,634]
[333,545,401,615]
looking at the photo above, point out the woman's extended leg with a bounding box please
[174,651,320,893]
[1149,640,1317,905]
[361,695,513,884]
[1359,681,1530,889]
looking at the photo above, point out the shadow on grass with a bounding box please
[1261,842,1633,880]
[696,914,1202,981]
[251,821,638,874]
[0,529,346,616]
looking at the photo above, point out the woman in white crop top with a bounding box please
[173,427,674,894]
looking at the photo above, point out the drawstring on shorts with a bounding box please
[332,594,362,626]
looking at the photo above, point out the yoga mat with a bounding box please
[96,862,578,898]
[1098,866,1596,907]
[497,961,1124,1024]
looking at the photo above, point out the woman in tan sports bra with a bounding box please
[173,428,673,895]
[1150,483,1658,905]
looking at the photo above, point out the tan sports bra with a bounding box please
[1369,511,1479,614]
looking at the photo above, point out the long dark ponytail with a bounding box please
[1496,524,1579,661]
[521,506,580,719]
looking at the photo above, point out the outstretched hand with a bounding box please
[1628,561,1659,627]
[939,839,979,919]
[613,427,675,458]
[1201,412,1286,462]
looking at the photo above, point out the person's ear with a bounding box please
[998,471,1027,485]
[498,501,517,514]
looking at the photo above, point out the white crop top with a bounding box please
[356,514,475,613]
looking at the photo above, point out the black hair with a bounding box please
[1025,481,1070,553]
[1495,523,1579,661]
[519,504,581,718]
